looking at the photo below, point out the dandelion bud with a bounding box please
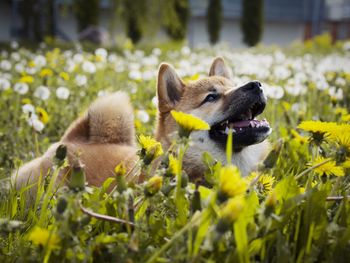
[191,185,201,213]
[68,165,86,191]
[144,176,163,196]
[138,135,163,165]
[161,183,176,196]
[264,192,277,217]
[181,172,188,188]
[56,197,68,214]
[115,163,127,194]
[165,154,180,177]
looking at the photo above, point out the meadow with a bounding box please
[0,35,350,262]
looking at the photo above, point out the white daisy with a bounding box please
[14,82,29,94]
[82,61,96,74]
[56,87,70,100]
[137,110,150,123]
[34,85,51,100]
[0,78,10,91]
[75,74,87,86]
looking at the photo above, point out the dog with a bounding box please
[12,57,271,195]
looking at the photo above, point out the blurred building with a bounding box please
[0,0,349,46]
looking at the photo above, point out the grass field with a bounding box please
[1,36,350,262]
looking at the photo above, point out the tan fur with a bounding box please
[13,92,137,196]
[13,58,270,195]
[155,60,269,178]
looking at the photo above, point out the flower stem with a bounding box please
[295,159,332,180]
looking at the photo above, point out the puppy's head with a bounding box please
[156,57,271,175]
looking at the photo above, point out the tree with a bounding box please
[73,0,100,32]
[164,0,190,41]
[241,0,264,47]
[124,0,144,44]
[207,0,222,45]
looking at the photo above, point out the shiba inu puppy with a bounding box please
[12,57,271,194]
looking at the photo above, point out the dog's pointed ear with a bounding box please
[209,57,232,79]
[157,63,185,113]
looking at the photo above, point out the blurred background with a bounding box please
[0,0,349,48]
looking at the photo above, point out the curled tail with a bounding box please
[13,92,135,197]
[62,91,135,146]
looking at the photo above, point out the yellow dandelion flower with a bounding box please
[245,172,275,194]
[335,107,348,116]
[19,75,34,84]
[36,107,49,124]
[298,120,338,145]
[325,71,336,81]
[184,73,200,82]
[28,60,36,68]
[27,226,60,250]
[138,135,163,164]
[219,165,247,199]
[341,114,350,122]
[291,129,308,144]
[309,157,345,177]
[39,68,53,78]
[59,71,70,81]
[343,158,350,169]
[327,123,350,148]
[168,154,181,176]
[21,98,32,105]
[114,162,126,177]
[95,55,103,62]
[145,176,163,196]
[245,172,258,183]
[282,101,291,112]
[299,180,317,194]
[220,196,245,223]
[298,120,337,134]
[123,38,134,50]
[170,110,210,138]
[258,174,275,194]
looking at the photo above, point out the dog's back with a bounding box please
[12,92,138,195]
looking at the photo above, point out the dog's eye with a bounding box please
[203,93,219,104]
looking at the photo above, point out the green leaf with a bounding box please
[175,188,188,227]
[234,217,249,263]
[193,210,212,255]
[135,199,149,220]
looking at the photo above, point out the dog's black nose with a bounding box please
[242,81,263,93]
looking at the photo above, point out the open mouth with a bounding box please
[209,100,271,150]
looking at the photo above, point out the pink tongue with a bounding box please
[231,120,252,128]
[231,119,265,128]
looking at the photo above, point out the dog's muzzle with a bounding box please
[209,81,271,151]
